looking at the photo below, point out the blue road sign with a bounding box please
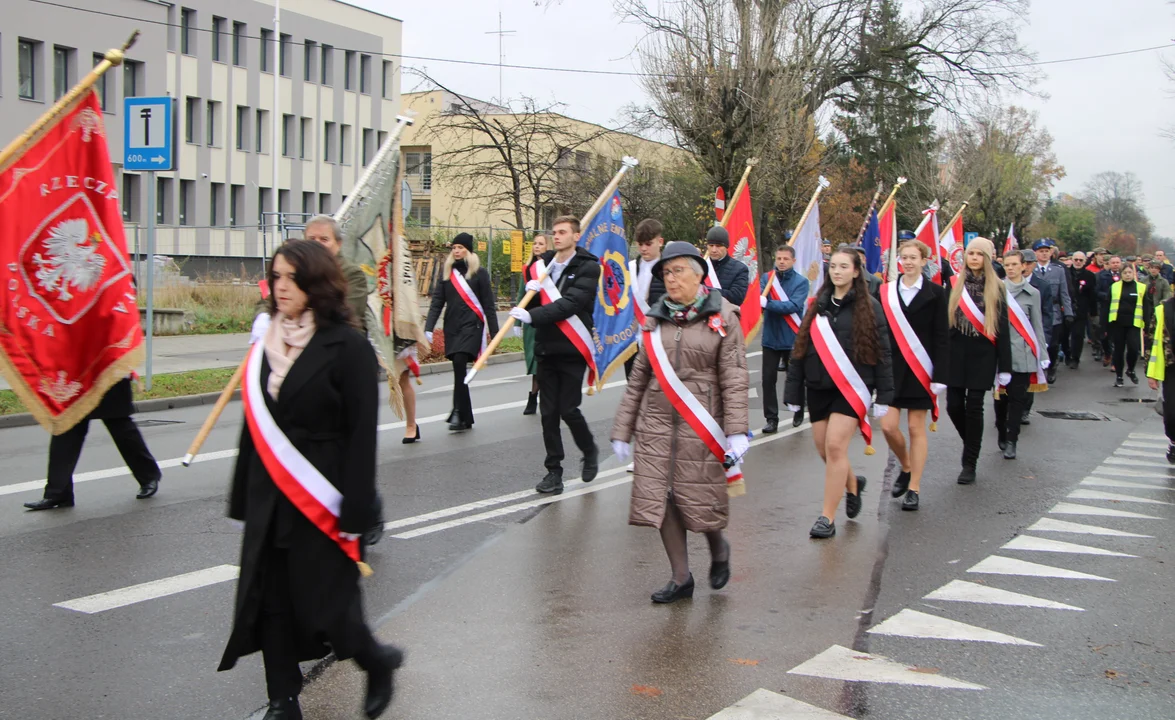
[964,231,978,246]
[123,96,173,171]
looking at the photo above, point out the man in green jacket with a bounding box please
[304,215,371,330]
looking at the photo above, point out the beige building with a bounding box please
[399,89,691,231]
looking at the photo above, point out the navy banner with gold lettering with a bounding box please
[578,190,636,388]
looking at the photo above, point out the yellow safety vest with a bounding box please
[1149,302,1169,381]
[1108,281,1145,328]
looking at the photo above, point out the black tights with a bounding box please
[660,495,727,585]
[947,387,987,469]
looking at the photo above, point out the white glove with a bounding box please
[339,531,361,541]
[525,279,542,293]
[930,383,947,395]
[513,326,523,338]
[510,307,532,324]
[395,345,417,361]
[1040,358,1051,369]
[249,312,271,345]
[726,433,750,462]
[425,331,434,344]
[227,518,245,532]
[997,372,1012,387]
[872,404,890,418]
[611,440,632,462]
[759,295,768,308]
[785,404,801,412]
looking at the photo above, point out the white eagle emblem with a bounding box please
[32,218,106,301]
[732,235,757,274]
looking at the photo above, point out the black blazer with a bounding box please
[947,299,1012,390]
[886,281,949,399]
[221,322,378,671]
[529,246,600,357]
[425,261,500,359]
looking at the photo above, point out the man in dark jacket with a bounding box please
[1031,239,1074,383]
[760,245,810,434]
[703,226,749,305]
[1067,251,1098,368]
[511,215,601,496]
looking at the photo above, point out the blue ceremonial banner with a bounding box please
[862,208,883,276]
[578,191,638,387]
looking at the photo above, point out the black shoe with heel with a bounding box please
[901,490,919,511]
[522,392,538,415]
[651,574,694,603]
[845,476,866,519]
[402,426,421,444]
[136,479,159,499]
[262,698,302,720]
[891,470,910,498]
[709,539,731,590]
[362,644,403,719]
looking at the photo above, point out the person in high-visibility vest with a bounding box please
[1107,264,1145,387]
[1146,294,1175,464]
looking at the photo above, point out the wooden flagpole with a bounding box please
[853,182,884,244]
[937,201,969,245]
[878,177,908,279]
[463,156,640,387]
[763,175,830,299]
[719,158,758,230]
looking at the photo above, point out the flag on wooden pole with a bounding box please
[1003,223,1018,255]
[913,202,941,284]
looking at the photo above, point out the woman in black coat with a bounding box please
[425,233,500,431]
[785,247,893,539]
[219,240,401,720]
[878,240,949,511]
[945,237,1012,486]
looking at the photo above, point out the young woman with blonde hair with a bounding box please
[946,237,1012,485]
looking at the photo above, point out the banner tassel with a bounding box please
[726,478,746,498]
[929,421,937,432]
[358,561,374,577]
[864,445,876,456]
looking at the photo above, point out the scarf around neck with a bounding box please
[665,285,710,324]
[264,310,316,399]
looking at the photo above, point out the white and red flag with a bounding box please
[722,184,762,340]
[0,91,143,434]
[913,202,941,284]
[939,208,965,275]
[878,194,898,281]
[1003,223,1018,255]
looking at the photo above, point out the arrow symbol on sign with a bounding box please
[152,156,165,163]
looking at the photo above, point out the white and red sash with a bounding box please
[534,258,599,387]
[645,324,743,486]
[704,257,721,289]
[629,259,651,346]
[809,315,874,447]
[1005,288,1048,388]
[952,276,994,342]
[241,342,361,564]
[881,280,939,421]
[766,271,803,333]
[450,269,488,356]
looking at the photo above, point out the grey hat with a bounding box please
[653,241,706,279]
[705,226,730,248]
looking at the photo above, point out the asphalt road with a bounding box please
[0,350,1172,720]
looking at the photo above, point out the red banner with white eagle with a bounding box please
[0,92,143,434]
[722,184,762,341]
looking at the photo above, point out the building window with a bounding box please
[382,61,393,99]
[302,192,315,215]
[361,128,374,166]
[206,101,220,146]
[211,17,225,62]
[157,177,173,224]
[408,202,430,226]
[340,124,351,165]
[320,44,333,85]
[344,51,355,90]
[53,46,74,100]
[300,117,311,159]
[255,109,268,153]
[279,34,290,76]
[178,179,193,226]
[303,40,316,82]
[180,8,195,55]
[235,105,249,150]
[211,182,224,225]
[123,59,143,98]
[405,151,432,190]
[121,173,140,222]
[323,121,336,163]
[359,54,371,94]
[377,130,387,149]
[185,96,200,144]
[231,184,244,226]
[319,193,331,214]
[92,54,108,110]
[281,114,295,157]
[576,151,591,172]
[232,22,245,66]
[258,187,272,221]
[18,40,39,100]
[260,29,272,73]
[278,189,290,213]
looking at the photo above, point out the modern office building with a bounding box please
[1,0,402,272]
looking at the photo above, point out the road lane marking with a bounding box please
[1067,489,1172,505]
[384,489,538,531]
[1114,448,1165,459]
[1129,433,1168,441]
[1102,456,1175,470]
[54,564,239,614]
[1081,477,1173,491]
[1026,517,1151,538]
[1001,535,1136,557]
[706,689,851,719]
[787,645,985,690]
[1121,441,1167,450]
[1048,502,1161,519]
[867,609,1041,646]
[967,556,1114,581]
[416,373,531,396]
[923,579,1083,611]
[1093,465,1175,479]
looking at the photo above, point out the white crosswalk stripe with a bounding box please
[787,645,985,689]
[1067,488,1172,505]
[923,579,1083,611]
[1000,534,1136,557]
[1080,476,1172,491]
[968,555,1115,581]
[867,609,1041,645]
[706,689,851,719]
[1026,517,1152,537]
[1048,501,1162,519]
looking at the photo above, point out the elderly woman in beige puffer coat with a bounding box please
[611,241,750,605]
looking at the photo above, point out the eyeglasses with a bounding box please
[662,265,697,278]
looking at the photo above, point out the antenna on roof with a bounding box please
[485,11,517,104]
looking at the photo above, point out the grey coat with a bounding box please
[1031,261,1073,328]
[1004,278,1049,374]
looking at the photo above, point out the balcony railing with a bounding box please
[405,174,432,196]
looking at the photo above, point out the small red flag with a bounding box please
[722,186,762,340]
[0,92,144,434]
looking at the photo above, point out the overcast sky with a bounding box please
[361,0,1175,237]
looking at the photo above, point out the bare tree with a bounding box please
[1082,171,1153,241]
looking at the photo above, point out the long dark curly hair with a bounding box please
[267,239,356,329]
[791,247,882,365]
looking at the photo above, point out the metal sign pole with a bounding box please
[145,170,156,391]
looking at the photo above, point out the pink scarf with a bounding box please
[263,310,316,399]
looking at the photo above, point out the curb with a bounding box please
[0,352,526,430]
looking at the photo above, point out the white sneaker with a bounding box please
[626,462,634,473]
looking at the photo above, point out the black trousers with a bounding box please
[761,348,801,422]
[1068,313,1088,364]
[537,355,597,474]
[1047,323,1064,368]
[994,372,1031,444]
[947,387,987,469]
[1101,316,1113,359]
[1110,325,1141,376]
[44,417,160,500]
[1163,371,1175,444]
[449,352,474,425]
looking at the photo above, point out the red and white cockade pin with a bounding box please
[708,314,727,337]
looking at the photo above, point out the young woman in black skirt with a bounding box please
[785,247,894,538]
[879,240,949,511]
[945,237,1012,485]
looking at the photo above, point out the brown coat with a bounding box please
[612,291,749,532]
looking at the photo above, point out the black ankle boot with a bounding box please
[262,698,302,720]
[360,644,404,719]
[523,392,538,415]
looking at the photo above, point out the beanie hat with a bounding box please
[705,226,729,248]
[452,233,475,251]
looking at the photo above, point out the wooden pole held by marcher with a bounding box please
[464,156,640,387]
[937,201,969,245]
[718,158,758,230]
[182,354,248,466]
[766,176,830,298]
[879,177,908,279]
[853,182,885,244]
